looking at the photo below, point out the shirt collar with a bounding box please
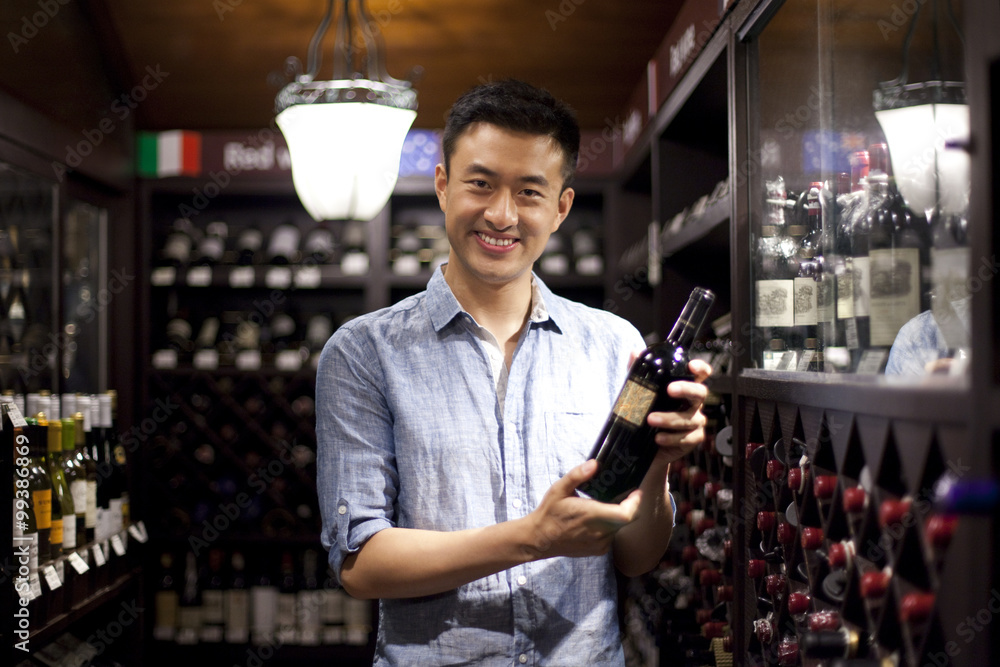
[426,264,561,333]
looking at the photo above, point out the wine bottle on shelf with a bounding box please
[539,230,570,276]
[866,144,928,365]
[98,393,125,535]
[793,182,824,366]
[176,551,202,645]
[225,551,251,644]
[200,548,226,643]
[90,395,111,543]
[302,220,337,264]
[854,144,900,367]
[61,417,87,551]
[48,419,76,556]
[340,220,369,275]
[836,150,870,368]
[73,404,98,544]
[108,390,129,530]
[577,287,716,503]
[573,225,604,276]
[757,177,798,368]
[297,549,323,646]
[277,551,298,644]
[391,226,422,276]
[153,552,179,641]
[304,314,333,368]
[267,222,301,265]
[250,559,279,646]
[235,226,264,266]
[192,220,228,266]
[26,418,54,563]
[162,218,197,268]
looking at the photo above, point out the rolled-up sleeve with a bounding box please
[315,324,397,584]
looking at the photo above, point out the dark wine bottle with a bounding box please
[577,287,715,503]
[235,226,264,266]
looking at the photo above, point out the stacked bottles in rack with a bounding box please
[753,141,969,375]
[740,415,984,667]
[623,390,735,666]
[152,309,342,373]
[152,216,370,286]
[5,389,147,628]
[152,547,372,649]
[144,371,320,542]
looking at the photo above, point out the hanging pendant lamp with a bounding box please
[275,0,420,222]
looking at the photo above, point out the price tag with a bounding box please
[275,349,303,372]
[186,265,213,286]
[229,265,256,288]
[856,349,888,375]
[193,349,220,370]
[92,542,107,567]
[152,348,179,370]
[266,266,293,289]
[110,532,127,556]
[128,520,150,543]
[236,350,262,371]
[776,351,797,371]
[150,266,177,286]
[294,266,322,288]
[68,550,90,574]
[29,572,42,599]
[796,350,815,372]
[43,564,62,590]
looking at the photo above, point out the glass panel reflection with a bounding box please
[63,200,106,391]
[0,162,57,393]
[750,0,968,379]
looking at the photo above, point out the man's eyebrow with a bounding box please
[461,162,551,188]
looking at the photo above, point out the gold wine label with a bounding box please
[612,378,657,427]
[33,489,52,529]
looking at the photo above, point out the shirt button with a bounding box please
[338,505,347,515]
[519,654,528,664]
[517,575,527,586]
[511,498,522,509]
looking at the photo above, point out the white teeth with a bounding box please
[477,232,516,247]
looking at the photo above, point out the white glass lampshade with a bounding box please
[277,101,416,222]
[875,102,969,215]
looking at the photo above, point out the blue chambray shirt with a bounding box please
[316,266,646,666]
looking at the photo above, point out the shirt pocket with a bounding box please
[543,410,606,483]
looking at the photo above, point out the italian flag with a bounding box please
[137,130,202,177]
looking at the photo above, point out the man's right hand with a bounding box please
[521,459,642,561]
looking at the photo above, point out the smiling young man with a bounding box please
[316,80,710,665]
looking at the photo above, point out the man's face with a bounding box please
[435,122,574,288]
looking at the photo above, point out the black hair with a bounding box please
[441,79,580,190]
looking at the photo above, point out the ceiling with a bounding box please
[1,0,685,134]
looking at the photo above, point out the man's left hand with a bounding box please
[648,359,711,464]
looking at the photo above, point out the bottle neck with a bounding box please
[666,289,715,348]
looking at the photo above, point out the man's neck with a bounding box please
[443,264,533,360]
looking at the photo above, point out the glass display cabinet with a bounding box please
[747,0,970,379]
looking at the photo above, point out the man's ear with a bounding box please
[434,163,448,212]
[553,187,575,231]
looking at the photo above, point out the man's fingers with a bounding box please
[688,359,713,383]
[555,459,598,496]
